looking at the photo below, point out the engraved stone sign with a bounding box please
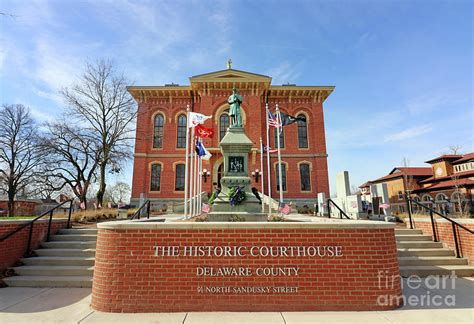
[229,156,244,173]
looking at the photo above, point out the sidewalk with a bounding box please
[0,278,473,324]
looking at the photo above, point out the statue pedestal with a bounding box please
[209,127,266,221]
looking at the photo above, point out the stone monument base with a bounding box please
[207,212,267,222]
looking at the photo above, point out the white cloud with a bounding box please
[265,62,301,84]
[405,93,467,115]
[384,124,433,142]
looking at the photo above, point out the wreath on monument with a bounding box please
[227,186,246,206]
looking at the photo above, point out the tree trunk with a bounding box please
[96,163,107,206]
[7,190,15,217]
[80,195,88,210]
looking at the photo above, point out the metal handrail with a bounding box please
[130,200,150,220]
[326,198,351,219]
[407,197,473,258]
[0,200,73,256]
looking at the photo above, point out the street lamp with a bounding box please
[251,169,261,183]
[202,169,211,183]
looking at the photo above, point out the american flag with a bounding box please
[263,145,278,153]
[278,202,290,215]
[202,203,210,213]
[267,111,281,128]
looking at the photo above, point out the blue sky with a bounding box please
[0,0,472,194]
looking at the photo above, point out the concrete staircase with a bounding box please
[3,228,96,287]
[396,228,474,277]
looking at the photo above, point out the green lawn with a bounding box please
[0,216,37,220]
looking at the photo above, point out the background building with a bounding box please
[128,68,334,210]
[360,153,474,216]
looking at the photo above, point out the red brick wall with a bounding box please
[92,227,402,312]
[0,201,39,216]
[0,219,68,271]
[414,219,474,264]
[131,91,330,202]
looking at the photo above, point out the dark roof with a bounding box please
[370,167,432,183]
[358,182,372,188]
[419,169,474,184]
[425,154,462,164]
[414,178,474,193]
[453,152,474,164]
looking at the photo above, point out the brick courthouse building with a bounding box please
[128,68,334,210]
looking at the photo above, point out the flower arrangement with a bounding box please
[227,186,246,206]
[208,188,221,205]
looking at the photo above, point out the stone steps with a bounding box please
[52,234,97,241]
[4,228,97,288]
[35,248,96,257]
[400,265,474,277]
[398,256,468,266]
[396,241,444,249]
[395,229,423,235]
[12,265,93,276]
[395,228,473,277]
[3,275,92,288]
[397,248,455,257]
[20,256,95,266]
[41,240,96,249]
[395,234,432,241]
[58,228,97,235]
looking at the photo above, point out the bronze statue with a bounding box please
[228,88,243,128]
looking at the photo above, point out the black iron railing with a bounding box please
[407,197,474,258]
[0,200,73,256]
[130,200,150,220]
[326,198,351,219]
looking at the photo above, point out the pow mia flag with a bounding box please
[279,112,306,126]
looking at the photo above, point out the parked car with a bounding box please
[0,208,6,216]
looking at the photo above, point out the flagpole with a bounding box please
[265,103,272,218]
[189,127,195,217]
[184,106,190,219]
[193,138,199,216]
[260,137,264,213]
[198,157,202,214]
[276,104,284,211]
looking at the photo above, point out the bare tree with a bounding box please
[401,157,415,194]
[61,60,136,206]
[40,121,101,209]
[0,104,43,216]
[448,145,462,155]
[450,173,469,217]
[105,181,131,205]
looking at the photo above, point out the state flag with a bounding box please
[195,140,212,160]
[195,124,214,138]
[188,112,211,128]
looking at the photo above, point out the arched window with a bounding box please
[299,163,311,191]
[276,163,287,192]
[435,193,448,202]
[274,127,285,148]
[150,164,162,191]
[297,114,308,148]
[219,112,230,141]
[175,164,185,191]
[422,194,432,203]
[153,114,164,148]
[176,114,187,148]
